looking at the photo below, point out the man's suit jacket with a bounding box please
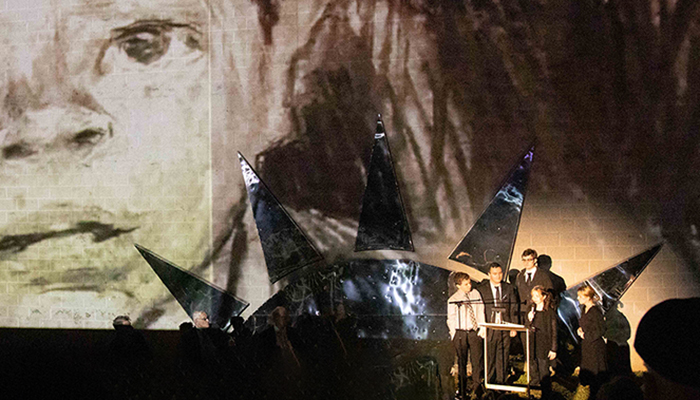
[515,268,553,319]
[476,281,519,324]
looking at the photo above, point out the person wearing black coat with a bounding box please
[104,315,151,398]
[526,286,557,399]
[515,249,554,320]
[577,285,608,399]
[476,262,519,384]
[515,249,553,363]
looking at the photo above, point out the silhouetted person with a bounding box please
[229,316,252,346]
[178,311,232,399]
[254,306,304,400]
[634,297,700,400]
[107,315,151,365]
[104,315,151,398]
[603,302,632,377]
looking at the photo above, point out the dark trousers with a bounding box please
[453,329,483,396]
[530,356,552,398]
[485,330,511,384]
[529,355,550,386]
[527,334,552,398]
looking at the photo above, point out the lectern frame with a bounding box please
[481,322,531,397]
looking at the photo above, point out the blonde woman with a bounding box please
[577,285,608,398]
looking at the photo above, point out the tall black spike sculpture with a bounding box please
[448,145,534,274]
[239,153,324,283]
[355,115,414,251]
[557,242,664,342]
[135,244,249,329]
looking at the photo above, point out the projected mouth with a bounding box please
[0,221,138,253]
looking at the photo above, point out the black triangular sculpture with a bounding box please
[238,153,324,283]
[355,116,413,252]
[448,145,534,274]
[557,242,663,342]
[135,244,249,329]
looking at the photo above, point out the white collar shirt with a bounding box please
[447,288,485,338]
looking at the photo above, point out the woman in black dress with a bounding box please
[527,285,557,399]
[577,285,608,399]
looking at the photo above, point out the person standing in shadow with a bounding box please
[177,311,233,399]
[104,315,152,398]
[253,306,304,400]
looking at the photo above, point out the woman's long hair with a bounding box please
[531,285,554,310]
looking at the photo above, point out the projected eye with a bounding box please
[117,30,170,65]
[68,128,106,149]
[111,20,203,66]
[2,142,37,160]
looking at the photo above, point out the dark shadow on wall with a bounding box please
[256,0,543,232]
[538,254,567,300]
[242,0,699,298]
[549,0,700,275]
[604,301,632,377]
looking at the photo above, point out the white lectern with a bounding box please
[481,322,531,397]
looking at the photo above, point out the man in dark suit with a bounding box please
[515,249,553,320]
[477,262,518,384]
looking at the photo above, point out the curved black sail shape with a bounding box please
[239,153,324,283]
[135,244,249,329]
[557,243,663,342]
[245,258,452,340]
[355,117,413,251]
[448,145,534,274]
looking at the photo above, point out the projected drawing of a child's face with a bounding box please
[0,0,215,328]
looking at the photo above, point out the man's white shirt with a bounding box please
[447,288,485,339]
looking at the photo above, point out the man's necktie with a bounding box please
[467,301,478,330]
[495,286,501,307]
[526,273,532,284]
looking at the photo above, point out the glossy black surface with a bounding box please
[246,258,452,340]
[239,153,324,283]
[135,244,249,329]
[449,146,534,274]
[355,117,413,251]
[557,243,663,342]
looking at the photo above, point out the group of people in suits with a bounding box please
[447,248,608,399]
